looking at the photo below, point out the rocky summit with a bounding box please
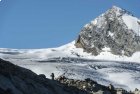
[75,6,140,56]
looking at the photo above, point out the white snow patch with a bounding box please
[122,14,140,35]
[91,19,97,25]
[108,73,140,90]
[108,31,114,37]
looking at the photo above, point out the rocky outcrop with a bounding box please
[57,77,111,94]
[56,77,127,94]
[75,6,140,56]
[0,58,88,94]
[57,76,140,94]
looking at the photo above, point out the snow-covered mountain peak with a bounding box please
[84,6,136,29]
[109,6,125,16]
[106,6,140,35]
[109,6,139,35]
[76,6,140,57]
[107,6,133,16]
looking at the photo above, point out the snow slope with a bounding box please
[122,14,140,35]
[0,41,140,63]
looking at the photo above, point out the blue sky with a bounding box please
[0,0,140,49]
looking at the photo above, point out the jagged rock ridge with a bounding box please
[75,6,140,56]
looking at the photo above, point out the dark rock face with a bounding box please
[0,59,52,94]
[0,59,88,94]
[75,6,140,56]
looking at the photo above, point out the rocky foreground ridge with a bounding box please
[0,58,86,94]
[75,6,140,56]
[0,58,140,94]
